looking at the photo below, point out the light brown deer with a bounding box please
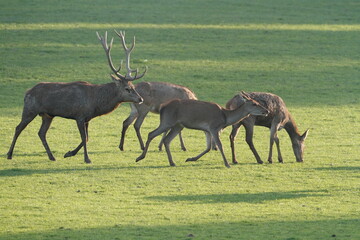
[226,91,309,164]
[7,31,146,163]
[136,93,269,168]
[119,82,197,152]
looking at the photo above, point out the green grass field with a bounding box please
[1,0,359,239]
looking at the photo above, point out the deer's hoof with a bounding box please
[64,151,73,158]
[85,159,92,164]
[136,155,144,162]
[185,158,196,162]
[257,160,264,164]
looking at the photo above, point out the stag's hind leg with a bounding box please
[64,122,89,162]
[38,114,55,161]
[7,111,37,159]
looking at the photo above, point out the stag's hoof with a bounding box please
[181,147,187,152]
[257,160,264,164]
[119,146,124,151]
[225,163,231,168]
[232,160,239,165]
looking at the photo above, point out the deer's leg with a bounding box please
[158,130,186,152]
[178,131,187,151]
[158,131,167,151]
[186,131,212,163]
[244,124,263,164]
[274,135,283,163]
[64,122,89,161]
[267,124,279,164]
[119,104,138,151]
[229,123,241,164]
[38,115,55,161]
[7,112,37,159]
[163,124,184,166]
[77,120,90,163]
[136,124,170,162]
[133,110,149,150]
[211,130,231,168]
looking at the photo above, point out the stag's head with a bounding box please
[110,74,143,104]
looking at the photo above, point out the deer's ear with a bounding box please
[301,129,309,140]
[240,91,251,101]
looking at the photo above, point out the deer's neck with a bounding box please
[284,115,301,140]
[93,82,121,116]
[223,105,250,127]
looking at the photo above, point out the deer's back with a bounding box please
[227,92,290,127]
[161,99,226,131]
[25,81,109,119]
[135,82,197,113]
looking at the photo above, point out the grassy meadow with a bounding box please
[0,0,359,239]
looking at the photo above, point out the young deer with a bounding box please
[136,93,269,168]
[119,81,197,152]
[7,31,146,163]
[226,91,309,164]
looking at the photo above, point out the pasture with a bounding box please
[0,0,359,239]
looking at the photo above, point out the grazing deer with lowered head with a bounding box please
[7,31,146,163]
[136,94,269,168]
[226,91,309,164]
[119,82,198,152]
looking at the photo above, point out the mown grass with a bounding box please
[1,0,360,239]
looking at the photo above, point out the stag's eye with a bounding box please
[125,88,131,93]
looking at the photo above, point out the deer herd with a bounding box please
[7,30,308,168]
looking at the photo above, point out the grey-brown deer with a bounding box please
[226,91,309,164]
[7,30,146,163]
[136,93,269,168]
[119,81,198,152]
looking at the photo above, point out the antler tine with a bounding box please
[96,31,125,80]
[113,29,146,81]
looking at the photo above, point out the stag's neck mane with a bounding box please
[92,82,121,117]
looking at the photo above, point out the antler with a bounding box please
[96,30,147,81]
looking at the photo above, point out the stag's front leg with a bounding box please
[65,121,90,163]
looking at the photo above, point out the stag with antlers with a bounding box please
[7,30,146,163]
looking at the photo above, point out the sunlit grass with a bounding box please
[1,0,359,239]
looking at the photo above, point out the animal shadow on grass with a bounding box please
[146,190,329,204]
